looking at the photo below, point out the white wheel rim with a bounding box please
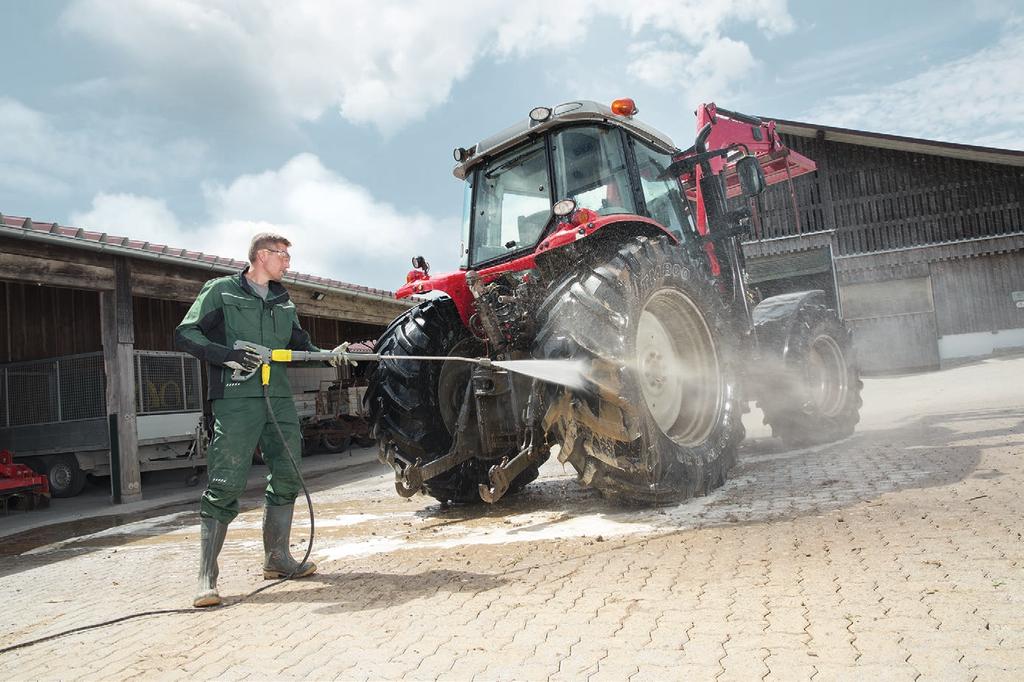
[807,334,849,417]
[636,290,723,446]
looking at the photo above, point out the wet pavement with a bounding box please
[1,356,1022,680]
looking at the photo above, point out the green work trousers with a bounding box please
[200,396,302,524]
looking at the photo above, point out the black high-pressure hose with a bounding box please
[0,385,316,656]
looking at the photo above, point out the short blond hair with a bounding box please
[249,232,291,262]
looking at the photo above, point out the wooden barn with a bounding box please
[741,120,1024,373]
[0,214,410,501]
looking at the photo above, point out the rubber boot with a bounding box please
[193,517,228,608]
[262,503,317,579]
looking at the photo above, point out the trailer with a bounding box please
[0,350,206,497]
[288,354,374,455]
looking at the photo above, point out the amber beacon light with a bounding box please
[610,98,638,116]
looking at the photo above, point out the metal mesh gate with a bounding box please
[135,351,202,415]
[0,351,202,427]
[1,354,106,427]
[59,354,107,421]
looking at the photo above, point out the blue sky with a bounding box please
[1,0,1021,290]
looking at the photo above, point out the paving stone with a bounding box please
[3,363,1024,680]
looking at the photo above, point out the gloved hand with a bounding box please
[329,342,357,368]
[224,348,263,372]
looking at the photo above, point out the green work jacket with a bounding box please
[175,267,320,399]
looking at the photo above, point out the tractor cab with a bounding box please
[455,100,695,269]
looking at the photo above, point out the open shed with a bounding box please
[0,214,411,502]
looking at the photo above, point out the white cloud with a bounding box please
[0,97,206,198]
[68,154,457,290]
[628,48,688,87]
[71,193,184,240]
[628,37,757,105]
[806,20,1024,149]
[619,0,793,42]
[61,0,793,133]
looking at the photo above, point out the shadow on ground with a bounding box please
[0,456,386,577]
[3,407,1020,577]
[241,569,508,614]
[403,407,1021,532]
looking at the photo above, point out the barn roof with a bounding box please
[773,118,1024,168]
[0,213,395,301]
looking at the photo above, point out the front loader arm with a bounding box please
[674,102,818,268]
[697,103,816,199]
[672,103,818,313]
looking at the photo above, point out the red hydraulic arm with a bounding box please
[686,102,816,198]
[675,103,817,274]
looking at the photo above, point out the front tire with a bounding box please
[535,235,744,505]
[758,308,862,447]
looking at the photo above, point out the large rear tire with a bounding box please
[534,235,744,505]
[758,307,862,447]
[366,298,543,504]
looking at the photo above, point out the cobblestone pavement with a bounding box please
[2,356,1023,680]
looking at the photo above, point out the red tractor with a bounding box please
[367,99,862,505]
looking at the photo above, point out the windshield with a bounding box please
[552,125,636,216]
[466,140,551,266]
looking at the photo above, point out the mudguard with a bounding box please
[752,290,829,362]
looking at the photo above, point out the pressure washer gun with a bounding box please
[229,340,380,384]
[229,340,588,388]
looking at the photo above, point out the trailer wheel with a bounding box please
[320,433,351,454]
[45,454,87,498]
[367,298,545,504]
[758,307,863,447]
[534,235,744,505]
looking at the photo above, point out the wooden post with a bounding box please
[101,256,142,503]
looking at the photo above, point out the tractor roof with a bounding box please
[453,100,678,180]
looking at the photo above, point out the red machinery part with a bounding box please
[0,449,51,498]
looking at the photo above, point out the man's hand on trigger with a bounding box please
[224,348,263,372]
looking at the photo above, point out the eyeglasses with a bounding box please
[263,248,291,260]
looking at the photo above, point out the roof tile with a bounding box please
[0,212,395,297]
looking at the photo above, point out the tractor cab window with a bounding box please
[631,138,694,242]
[552,126,636,217]
[468,140,551,266]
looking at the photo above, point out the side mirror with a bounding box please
[736,155,766,197]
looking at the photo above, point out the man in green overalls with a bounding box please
[176,232,338,608]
